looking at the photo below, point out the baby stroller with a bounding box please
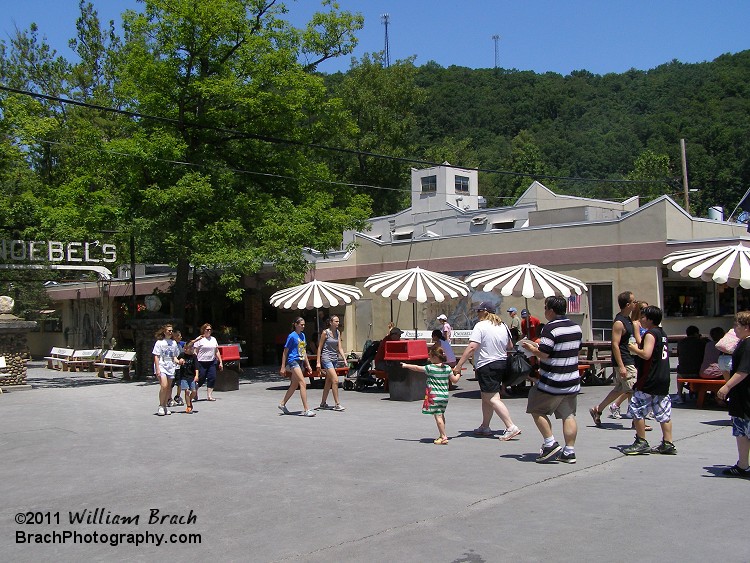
[343,339,381,391]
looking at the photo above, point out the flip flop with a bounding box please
[207,397,217,401]
[433,437,448,445]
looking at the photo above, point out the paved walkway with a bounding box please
[1,362,747,562]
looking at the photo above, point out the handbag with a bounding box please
[501,323,533,386]
[716,329,739,355]
[505,352,533,386]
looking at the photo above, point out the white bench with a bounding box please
[44,347,75,370]
[94,350,137,379]
[61,349,101,372]
[0,356,8,393]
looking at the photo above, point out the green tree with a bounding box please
[330,53,426,216]
[626,150,674,203]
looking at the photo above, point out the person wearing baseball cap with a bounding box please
[437,314,452,341]
[507,307,521,342]
[521,308,542,340]
[452,301,522,441]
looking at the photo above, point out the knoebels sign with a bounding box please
[0,239,117,279]
[1,239,116,263]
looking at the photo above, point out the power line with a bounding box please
[0,85,675,186]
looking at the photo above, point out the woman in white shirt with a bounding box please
[191,323,223,401]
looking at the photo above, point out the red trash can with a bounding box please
[384,340,429,401]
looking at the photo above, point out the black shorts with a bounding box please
[475,360,507,394]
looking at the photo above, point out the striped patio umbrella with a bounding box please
[465,264,587,335]
[269,280,363,310]
[364,267,470,338]
[465,263,588,299]
[364,267,470,303]
[663,243,750,288]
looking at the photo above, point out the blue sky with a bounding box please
[2,0,749,75]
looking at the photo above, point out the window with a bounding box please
[589,283,612,341]
[455,175,469,193]
[421,175,437,192]
[663,281,711,317]
[490,221,515,230]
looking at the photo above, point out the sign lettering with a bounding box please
[0,240,117,264]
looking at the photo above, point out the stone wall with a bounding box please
[0,318,37,386]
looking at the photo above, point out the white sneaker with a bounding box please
[499,425,522,441]
[302,410,317,417]
[164,408,172,415]
[278,404,290,415]
[333,404,346,412]
[157,406,165,416]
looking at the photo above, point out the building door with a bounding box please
[589,283,613,341]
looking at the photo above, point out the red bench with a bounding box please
[677,378,724,408]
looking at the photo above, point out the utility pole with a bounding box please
[680,138,690,211]
[381,13,391,67]
[492,35,500,70]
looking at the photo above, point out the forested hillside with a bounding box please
[406,52,750,215]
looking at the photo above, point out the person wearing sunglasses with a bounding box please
[152,324,180,416]
[192,323,223,401]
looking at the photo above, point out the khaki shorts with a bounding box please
[526,385,577,420]
[613,364,637,393]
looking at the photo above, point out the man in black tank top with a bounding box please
[589,291,639,427]
[622,306,676,455]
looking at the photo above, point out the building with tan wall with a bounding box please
[307,164,748,352]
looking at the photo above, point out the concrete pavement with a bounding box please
[1,361,747,562]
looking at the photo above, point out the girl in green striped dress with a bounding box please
[401,344,461,445]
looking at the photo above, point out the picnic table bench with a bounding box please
[61,349,101,372]
[676,377,724,408]
[44,347,75,370]
[0,356,8,393]
[578,341,614,385]
[95,350,137,379]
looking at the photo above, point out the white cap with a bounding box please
[437,314,448,321]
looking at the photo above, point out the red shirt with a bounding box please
[522,315,541,340]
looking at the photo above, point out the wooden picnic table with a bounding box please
[579,341,613,385]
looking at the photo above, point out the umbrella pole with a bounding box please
[390,301,394,323]
[413,302,418,340]
[524,297,529,337]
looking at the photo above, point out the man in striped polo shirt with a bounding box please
[521,296,583,463]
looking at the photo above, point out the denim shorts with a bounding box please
[286,359,303,372]
[180,379,197,391]
[320,359,336,370]
[718,354,732,373]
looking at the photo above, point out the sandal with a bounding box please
[433,437,448,445]
[722,464,750,477]
[589,406,602,427]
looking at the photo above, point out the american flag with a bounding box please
[568,294,581,314]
